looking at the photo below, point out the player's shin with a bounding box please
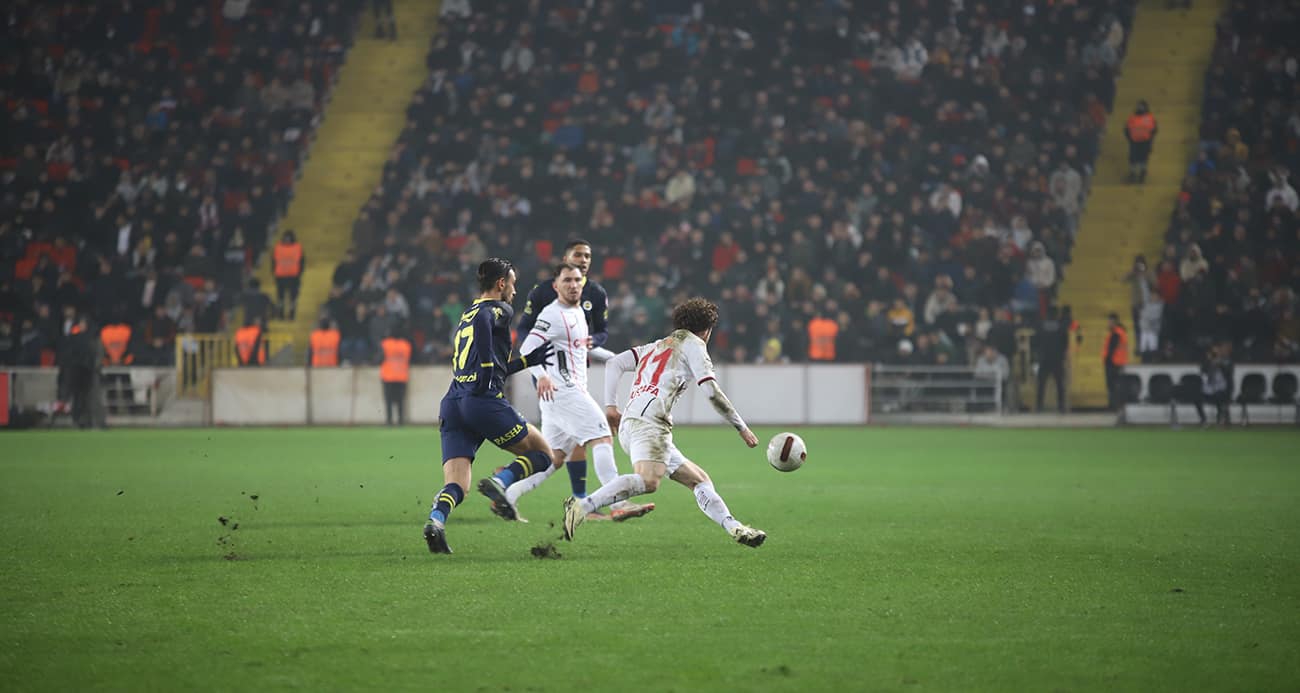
[693,482,741,532]
[579,474,647,514]
[590,442,618,486]
[565,458,588,498]
[429,483,465,524]
[506,463,558,505]
[492,450,552,486]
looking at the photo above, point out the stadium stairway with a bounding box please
[1058,0,1224,409]
[257,1,440,360]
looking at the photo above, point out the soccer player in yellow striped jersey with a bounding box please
[424,258,555,554]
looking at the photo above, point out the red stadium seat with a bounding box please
[601,257,626,281]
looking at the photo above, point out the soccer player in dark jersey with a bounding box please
[515,239,650,520]
[424,258,555,554]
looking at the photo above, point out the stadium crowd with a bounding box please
[1128,0,1300,365]
[0,0,362,367]
[326,0,1135,367]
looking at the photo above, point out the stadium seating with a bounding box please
[1143,0,1299,365]
[1121,363,1300,424]
[0,0,363,366]
[325,0,1137,367]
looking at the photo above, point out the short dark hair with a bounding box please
[672,297,719,334]
[563,239,592,254]
[477,257,515,292]
[553,262,582,278]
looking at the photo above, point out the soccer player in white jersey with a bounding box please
[481,262,655,522]
[562,297,767,547]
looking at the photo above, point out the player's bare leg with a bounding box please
[585,435,654,522]
[478,425,553,521]
[564,460,663,540]
[424,456,472,554]
[671,460,765,547]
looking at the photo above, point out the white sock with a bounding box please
[580,474,646,513]
[506,464,557,505]
[591,442,618,486]
[694,482,741,532]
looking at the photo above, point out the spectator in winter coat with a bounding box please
[1179,244,1209,281]
[1265,168,1298,212]
[1025,242,1058,291]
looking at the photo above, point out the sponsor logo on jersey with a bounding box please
[454,373,479,383]
[492,423,524,445]
[535,319,551,330]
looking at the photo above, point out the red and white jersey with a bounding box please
[520,300,590,390]
[624,329,716,429]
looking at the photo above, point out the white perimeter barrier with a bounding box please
[211,364,870,426]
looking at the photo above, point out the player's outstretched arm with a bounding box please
[602,348,637,429]
[701,379,758,448]
[505,342,553,377]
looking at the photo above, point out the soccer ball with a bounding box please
[766,432,806,472]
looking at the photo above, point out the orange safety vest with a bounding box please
[101,324,133,365]
[235,325,265,365]
[1102,325,1129,366]
[807,317,839,361]
[309,329,340,367]
[380,338,411,383]
[273,242,303,278]
[1126,113,1156,142]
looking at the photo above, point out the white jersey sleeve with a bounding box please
[680,336,717,387]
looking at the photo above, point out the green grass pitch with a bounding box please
[2,426,1298,691]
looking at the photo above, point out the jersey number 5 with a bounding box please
[453,325,475,370]
[634,348,672,389]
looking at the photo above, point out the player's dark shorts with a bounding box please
[438,394,529,462]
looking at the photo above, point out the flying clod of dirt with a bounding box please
[530,542,562,560]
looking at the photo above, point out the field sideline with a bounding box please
[1,427,1298,691]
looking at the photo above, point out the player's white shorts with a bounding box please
[540,387,611,453]
[617,417,687,475]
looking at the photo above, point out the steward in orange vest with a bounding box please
[1102,313,1129,410]
[1124,100,1157,183]
[807,315,839,361]
[309,319,341,367]
[100,323,133,365]
[235,319,266,366]
[272,230,304,320]
[380,333,411,426]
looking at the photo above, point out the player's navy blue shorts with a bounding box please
[438,394,529,462]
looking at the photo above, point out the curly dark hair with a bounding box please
[671,297,719,334]
[477,257,514,292]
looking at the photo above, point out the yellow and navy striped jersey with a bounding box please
[444,298,514,398]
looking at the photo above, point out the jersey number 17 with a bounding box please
[633,348,672,391]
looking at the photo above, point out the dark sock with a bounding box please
[566,459,588,498]
[492,450,550,487]
[428,483,464,524]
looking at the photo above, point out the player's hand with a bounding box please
[521,342,554,368]
[581,336,593,348]
[739,427,758,448]
[536,375,556,402]
[605,406,622,431]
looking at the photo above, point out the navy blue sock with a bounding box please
[566,459,588,498]
[428,483,464,524]
[492,450,550,487]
